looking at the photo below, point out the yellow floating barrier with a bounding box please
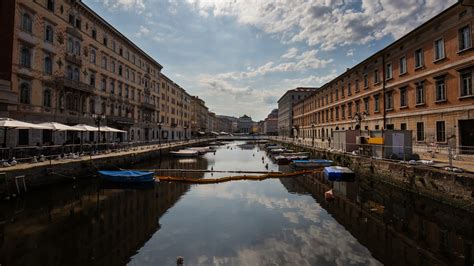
[157,170,320,184]
[367,137,384,145]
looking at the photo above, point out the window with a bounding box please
[355,100,360,114]
[75,18,81,29]
[417,122,424,141]
[460,69,472,97]
[118,65,123,76]
[44,54,52,75]
[385,91,393,110]
[399,56,407,74]
[20,83,30,104]
[400,87,407,107]
[436,121,445,142]
[90,73,96,86]
[386,63,392,79]
[110,80,115,94]
[103,33,108,46]
[374,69,380,84]
[374,94,380,112]
[100,78,106,91]
[21,13,32,33]
[434,38,445,60]
[364,97,369,113]
[66,66,73,79]
[347,103,352,118]
[415,81,425,105]
[355,80,359,92]
[68,13,75,25]
[101,56,107,69]
[67,37,74,53]
[415,48,424,68]
[45,25,54,43]
[364,74,368,88]
[92,28,97,39]
[73,68,79,81]
[47,0,55,11]
[90,49,96,64]
[459,26,471,51]
[111,61,115,73]
[335,106,339,120]
[435,76,446,102]
[347,82,351,95]
[20,47,31,68]
[73,40,81,56]
[400,123,407,130]
[43,89,52,107]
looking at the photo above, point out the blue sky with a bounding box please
[84,0,455,120]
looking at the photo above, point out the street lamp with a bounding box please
[92,113,106,146]
[157,122,162,146]
[184,125,188,141]
[311,124,315,147]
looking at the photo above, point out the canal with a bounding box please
[0,141,472,265]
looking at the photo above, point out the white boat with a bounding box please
[170,150,199,157]
[187,146,216,154]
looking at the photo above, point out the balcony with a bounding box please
[142,102,156,110]
[108,115,134,125]
[65,53,82,66]
[55,77,95,94]
[171,123,178,128]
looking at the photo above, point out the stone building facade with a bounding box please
[293,2,474,153]
[0,0,195,146]
[264,109,278,135]
[190,96,209,136]
[160,74,191,140]
[277,87,317,137]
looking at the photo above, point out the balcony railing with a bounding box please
[108,115,134,125]
[142,102,156,110]
[55,77,95,94]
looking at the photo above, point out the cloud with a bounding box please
[283,70,338,87]
[281,47,298,59]
[346,48,354,57]
[99,0,147,12]
[185,0,456,50]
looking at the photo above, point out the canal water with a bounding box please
[0,141,472,265]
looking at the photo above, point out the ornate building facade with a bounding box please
[293,2,474,153]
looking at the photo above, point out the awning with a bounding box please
[100,126,127,133]
[197,131,205,135]
[39,122,82,131]
[210,131,219,135]
[0,118,51,129]
[71,124,99,131]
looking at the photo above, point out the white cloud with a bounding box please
[346,49,354,57]
[281,47,299,59]
[185,0,456,50]
[99,0,147,12]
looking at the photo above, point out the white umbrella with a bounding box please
[39,122,83,131]
[0,118,51,129]
[100,126,126,133]
[71,124,99,131]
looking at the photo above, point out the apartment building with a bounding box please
[0,0,166,145]
[160,74,191,140]
[277,87,318,137]
[293,2,474,153]
[190,96,209,136]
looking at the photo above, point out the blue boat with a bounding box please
[98,170,156,183]
[323,166,355,181]
[291,159,333,169]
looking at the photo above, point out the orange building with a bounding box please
[293,2,473,154]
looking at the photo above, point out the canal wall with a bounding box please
[0,140,209,194]
[273,139,474,210]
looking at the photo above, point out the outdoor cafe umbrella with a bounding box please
[100,126,126,143]
[39,122,85,145]
[0,118,51,147]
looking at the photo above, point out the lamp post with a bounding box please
[184,125,188,141]
[311,124,315,147]
[157,122,162,146]
[92,114,106,149]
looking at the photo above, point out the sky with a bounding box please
[84,0,455,121]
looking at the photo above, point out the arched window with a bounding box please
[73,41,80,55]
[20,47,31,68]
[20,83,30,104]
[21,13,32,33]
[73,68,80,81]
[90,49,96,64]
[110,80,115,94]
[67,37,74,53]
[44,55,52,75]
[45,25,54,43]
[43,89,52,107]
[101,56,107,69]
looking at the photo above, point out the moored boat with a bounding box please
[290,159,333,169]
[323,166,355,181]
[187,146,216,154]
[274,155,309,165]
[170,150,200,157]
[98,170,155,183]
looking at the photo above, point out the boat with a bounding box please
[274,155,309,165]
[290,159,333,169]
[98,170,155,183]
[323,166,355,181]
[280,152,310,157]
[187,146,215,154]
[170,150,199,157]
